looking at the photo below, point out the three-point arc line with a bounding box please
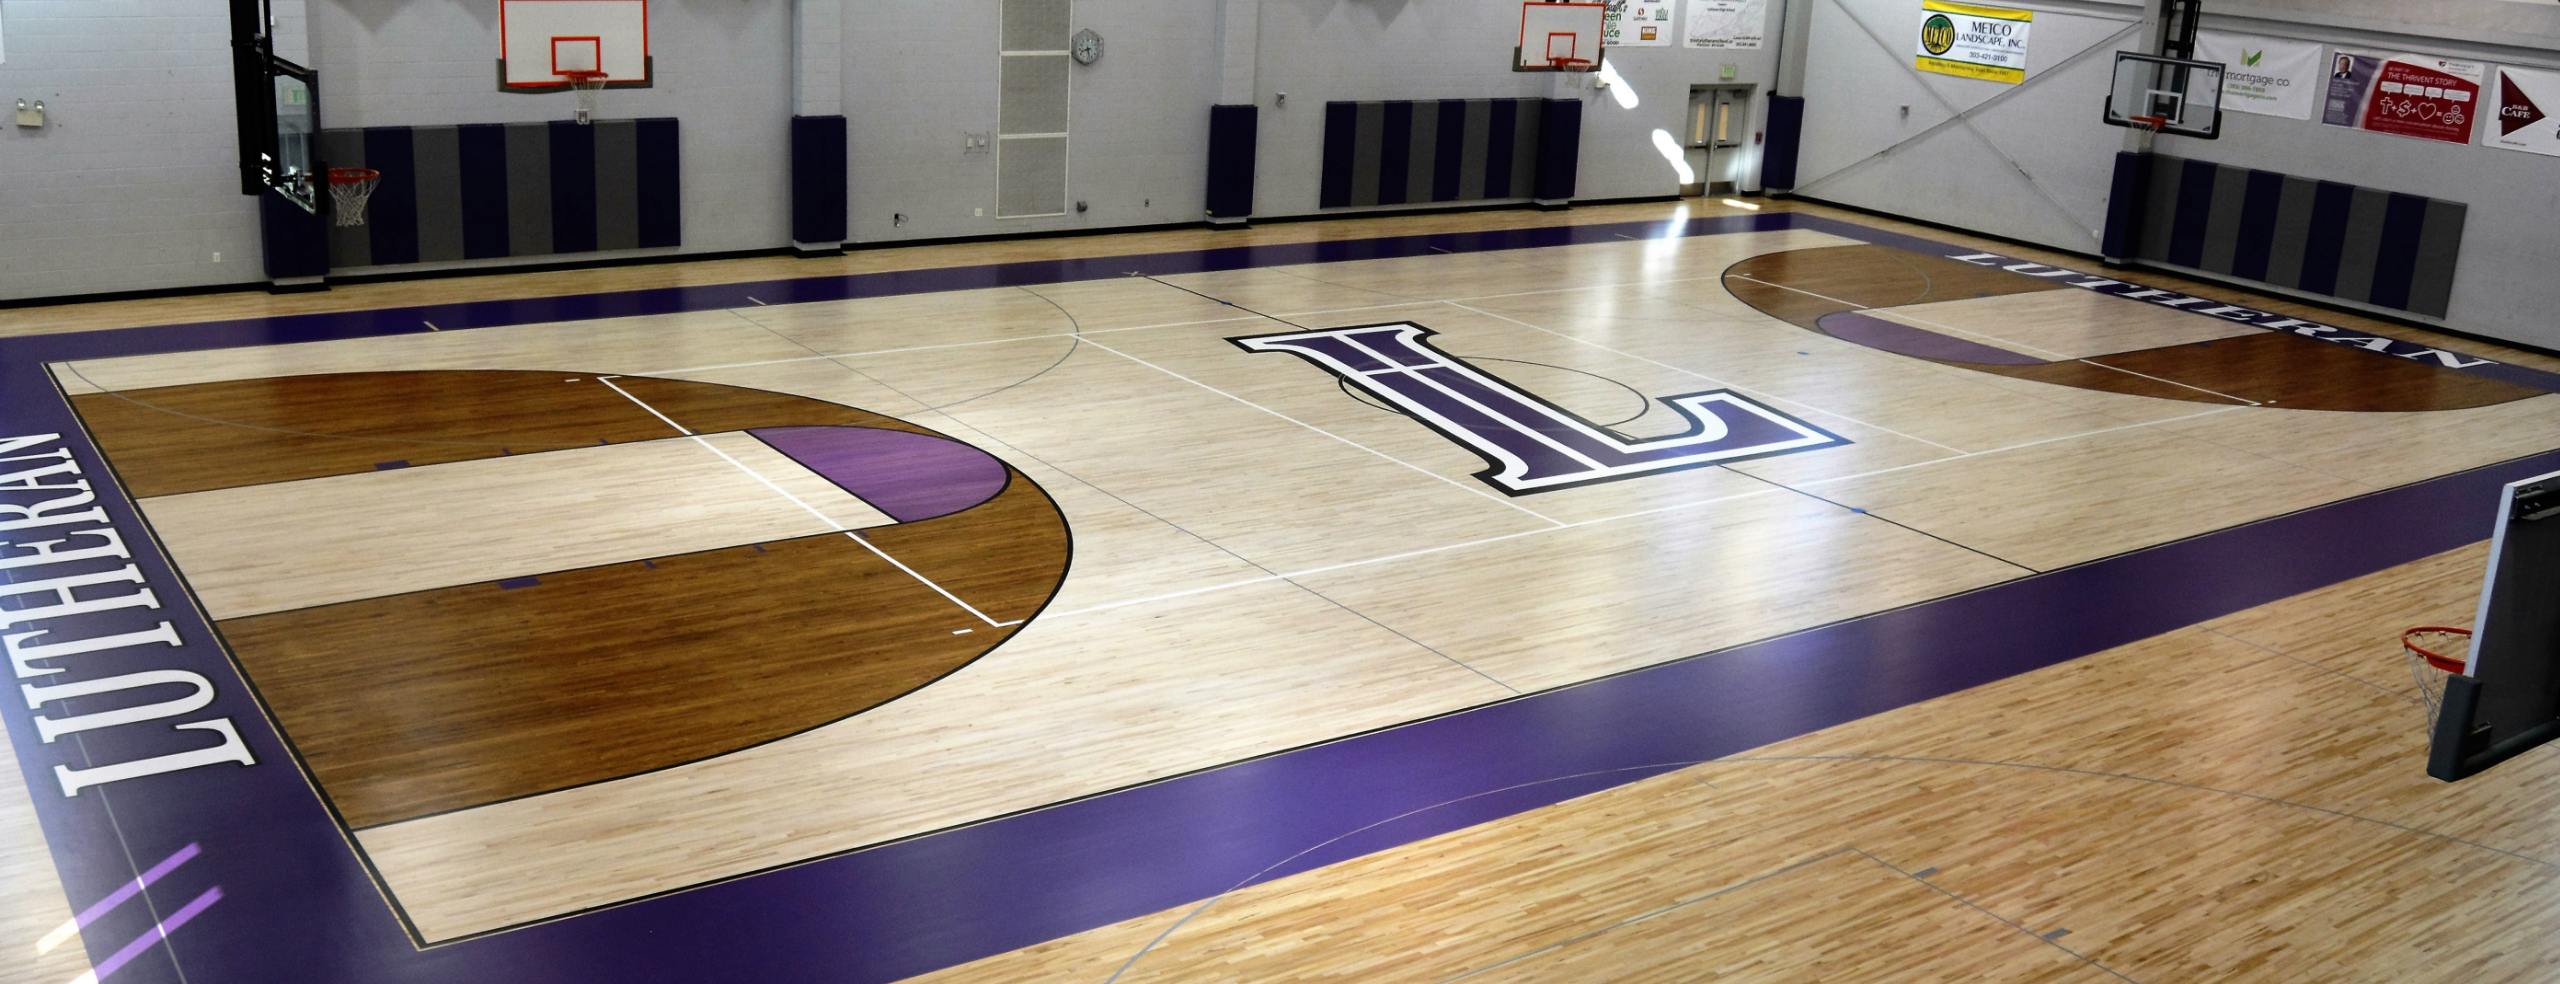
[591,376,1022,628]
[37,842,222,984]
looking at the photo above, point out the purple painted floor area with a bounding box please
[7,210,2560,984]
[1817,310,2046,365]
[751,426,1009,524]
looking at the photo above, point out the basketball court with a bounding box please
[6,2,2560,983]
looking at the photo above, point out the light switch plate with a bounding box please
[14,100,45,128]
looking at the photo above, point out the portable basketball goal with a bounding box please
[2422,470,2560,782]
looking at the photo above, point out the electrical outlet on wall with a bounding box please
[962,131,992,157]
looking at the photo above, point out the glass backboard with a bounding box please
[268,63,319,211]
[2105,52,2224,139]
[267,65,317,211]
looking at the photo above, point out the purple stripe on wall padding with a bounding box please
[1816,310,2046,365]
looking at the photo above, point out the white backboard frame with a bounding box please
[2103,52,2224,138]
[501,0,650,90]
[1516,2,1607,72]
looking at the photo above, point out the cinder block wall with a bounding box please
[0,0,268,300]
[0,0,1780,301]
[1781,0,2560,349]
[9,0,2554,352]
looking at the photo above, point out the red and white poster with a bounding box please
[2320,50,2484,145]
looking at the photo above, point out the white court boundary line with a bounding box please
[594,376,1020,628]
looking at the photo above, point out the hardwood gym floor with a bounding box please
[912,543,2560,984]
[4,198,2557,984]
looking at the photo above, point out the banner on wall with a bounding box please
[1606,0,1676,47]
[1914,0,2032,84]
[2488,65,2560,157]
[2192,31,2321,120]
[2320,50,2485,145]
[1683,0,1764,50]
[1597,0,1679,47]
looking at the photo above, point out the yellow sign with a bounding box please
[1915,0,2032,84]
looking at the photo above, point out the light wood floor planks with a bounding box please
[0,721,93,984]
[1870,289,2266,361]
[220,474,1067,828]
[909,543,2560,984]
[144,431,891,619]
[21,199,2560,949]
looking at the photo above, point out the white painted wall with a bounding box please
[1785,0,2560,348]
[0,1,266,301]
[2150,6,2560,347]
[12,0,2552,348]
[310,0,795,268]
[0,0,1778,302]
[844,0,1219,242]
[1790,0,2144,253]
[1250,0,1782,214]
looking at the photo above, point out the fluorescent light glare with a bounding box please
[1650,129,1696,185]
[1721,198,1761,210]
[1597,62,1639,109]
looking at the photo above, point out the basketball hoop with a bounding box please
[562,70,608,125]
[327,167,381,228]
[2128,115,2168,132]
[2402,626,2472,728]
[1549,57,1595,70]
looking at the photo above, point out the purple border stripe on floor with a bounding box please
[1816,310,2046,365]
[3,210,2554,984]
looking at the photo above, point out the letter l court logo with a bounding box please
[1234,324,1849,494]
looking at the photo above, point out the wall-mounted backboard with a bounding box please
[1515,2,1607,72]
[2104,52,2223,138]
[501,0,651,91]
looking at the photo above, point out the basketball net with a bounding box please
[2402,626,2471,730]
[564,70,608,125]
[327,167,381,228]
[2129,115,2167,151]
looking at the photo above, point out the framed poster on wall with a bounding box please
[1684,0,1765,50]
[2321,50,2484,145]
[1607,0,1676,47]
[2488,66,2560,158]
